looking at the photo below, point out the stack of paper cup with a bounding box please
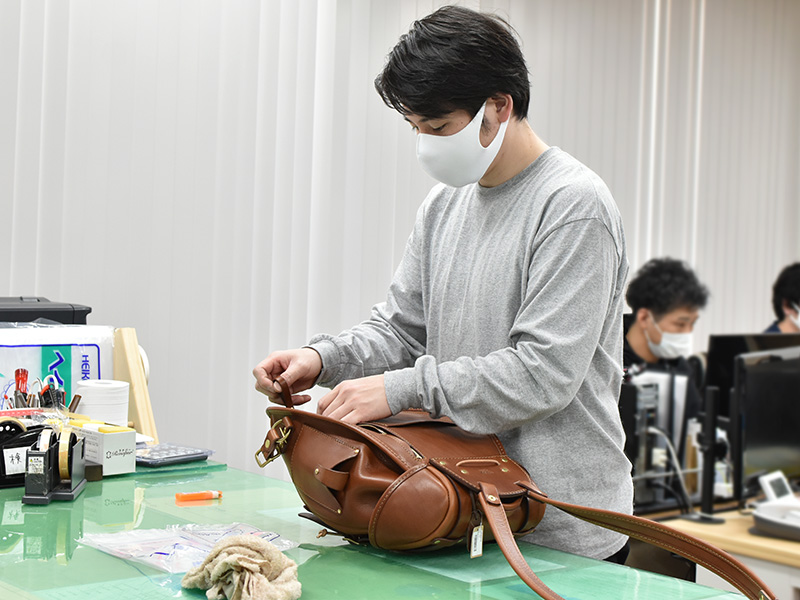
[74,380,130,426]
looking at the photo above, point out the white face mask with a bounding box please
[645,312,693,360]
[415,101,508,187]
[790,302,800,330]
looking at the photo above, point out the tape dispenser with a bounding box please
[22,424,86,505]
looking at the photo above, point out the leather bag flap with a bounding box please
[430,455,530,497]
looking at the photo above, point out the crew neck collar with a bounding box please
[475,147,559,196]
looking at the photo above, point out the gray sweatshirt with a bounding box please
[309,147,633,559]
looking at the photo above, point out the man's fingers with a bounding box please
[255,373,282,395]
[317,376,389,424]
[317,387,341,416]
[274,372,306,396]
[253,362,284,398]
[327,405,355,423]
[254,381,280,401]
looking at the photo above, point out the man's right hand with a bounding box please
[252,347,323,406]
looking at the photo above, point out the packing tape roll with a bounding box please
[139,344,150,383]
[38,428,57,452]
[0,417,27,439]
[58,426,77,482]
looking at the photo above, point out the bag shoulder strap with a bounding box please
[478,482,775,600]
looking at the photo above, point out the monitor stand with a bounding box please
[681,386,724,525]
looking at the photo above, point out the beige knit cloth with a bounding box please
[181,535,301,600]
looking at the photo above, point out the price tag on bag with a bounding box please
[470,523,484,558]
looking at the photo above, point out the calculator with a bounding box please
[136,443,213,467]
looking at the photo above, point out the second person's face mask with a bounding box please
[790,302,800,330]
[415,101,508,188]
[646,311,693,360]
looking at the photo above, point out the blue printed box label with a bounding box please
[0,326,114,407]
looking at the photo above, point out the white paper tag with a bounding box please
[3,447,27,475]
[470,524,484,558]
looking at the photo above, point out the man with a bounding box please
[765,262,800,333]
[623,257,709,418]
[624,258,709,367]
[253,5,632,562]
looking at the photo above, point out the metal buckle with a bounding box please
[254,417,292,468]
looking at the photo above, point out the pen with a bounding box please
[175,490,223,502]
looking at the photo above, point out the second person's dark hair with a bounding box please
[374,5,530,120]
[772,262,800,320]
[626,258,710,318]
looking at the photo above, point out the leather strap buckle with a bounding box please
[254,417,292,468]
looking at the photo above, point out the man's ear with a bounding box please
[491,94,514,123]
[634,308,650,327]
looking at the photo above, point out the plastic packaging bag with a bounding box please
[79,522,298,574]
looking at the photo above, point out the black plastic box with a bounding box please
[0,297,92,324]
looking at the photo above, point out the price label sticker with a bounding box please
[470,524,484,558]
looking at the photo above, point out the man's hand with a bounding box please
[317,375,391,424]
[252,347,322,406]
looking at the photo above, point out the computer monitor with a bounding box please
[705,333,800,418]
[729,344,800,505]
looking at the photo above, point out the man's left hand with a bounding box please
[317,375,391,424]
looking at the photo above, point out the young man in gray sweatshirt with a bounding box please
[254,5,633,562]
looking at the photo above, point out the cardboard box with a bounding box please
[77,424,135,476]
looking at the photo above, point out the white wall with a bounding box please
[1,0,798,478]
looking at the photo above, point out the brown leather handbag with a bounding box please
[255,377,775,600]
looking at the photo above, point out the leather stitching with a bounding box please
[358,427,418,468]
[369,464,431,544]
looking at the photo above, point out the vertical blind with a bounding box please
[1,0,798,478]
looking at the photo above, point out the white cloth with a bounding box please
[181,535,301,600]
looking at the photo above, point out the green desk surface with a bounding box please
[0,465,744,599]
[126,459,228,479]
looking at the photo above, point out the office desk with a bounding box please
[0,465,745,599]
[665,510,800,598]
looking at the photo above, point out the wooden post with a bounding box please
[113,328,158,443]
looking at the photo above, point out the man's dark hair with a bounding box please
[626,258,710,318]
[772,262,800,320]
[374,5,530,121]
